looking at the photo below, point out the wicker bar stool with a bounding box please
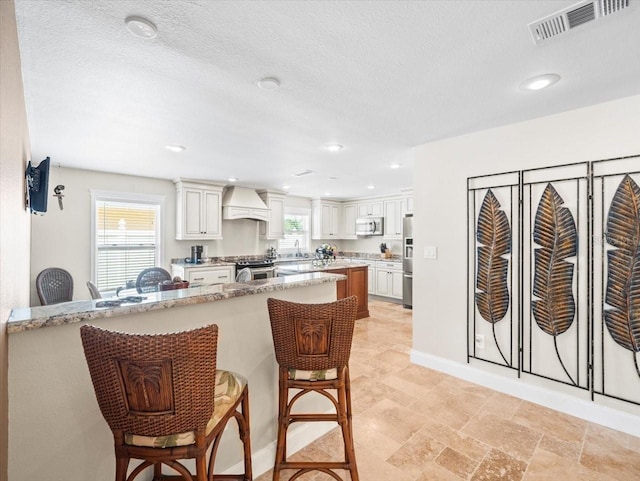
[80,324,252,481]
[267,296,359,481]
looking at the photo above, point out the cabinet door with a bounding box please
[202,190,221,237]
[330,204,340,238]
[404,195,414,215]
[370,201,383,217]
[184,189,203,236]
[384,199,403,238]
[375,269,390,296]
[390,270,403,299]
[368,267,375,294]
[357,203,369,217]
[269,197,285,238]
[342,204,358,239]
[348,266,369,318]
[321,204,333,237]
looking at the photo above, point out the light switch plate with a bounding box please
[424,245,437,259]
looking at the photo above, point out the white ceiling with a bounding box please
[14,0,640,200]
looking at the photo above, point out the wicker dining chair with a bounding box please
[80,324,252,481]
[266,296,359,481]
[135,267,171,293]
[86,281,102,299]
[36,267,74,305]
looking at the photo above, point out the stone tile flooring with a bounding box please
[256,299,640,480]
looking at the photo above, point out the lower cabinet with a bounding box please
[333,266,370,319]
[171,265,234,285]
[374,261,403,299]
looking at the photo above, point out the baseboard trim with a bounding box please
[222,417,336,477]
[410,349,640,438]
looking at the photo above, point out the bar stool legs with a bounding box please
[272,366,358,481]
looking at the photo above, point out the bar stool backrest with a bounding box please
[80,324,218,437]
[267,296,357,372]
[36,267,73,305]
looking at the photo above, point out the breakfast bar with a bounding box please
[7,273,344,481]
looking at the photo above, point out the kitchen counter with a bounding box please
[7,272,343,333]
[277,261,370,319]
[7,272,343,481]
[275,260,368,274]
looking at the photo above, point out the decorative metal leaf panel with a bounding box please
[604,175,640,377]
[475,189,511,324]
[531,183,578,384]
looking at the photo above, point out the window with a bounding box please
[278,208,311,253]
[91,191,164,292]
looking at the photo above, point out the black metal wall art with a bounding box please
[532,183,578,384]
[467,171,519,371]
[469,155,640,407]
[476,189,512,365]
[604,175,640,379]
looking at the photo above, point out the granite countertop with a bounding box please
[7,272,345,334]
[275,260,369,274]
[170,260,236,268]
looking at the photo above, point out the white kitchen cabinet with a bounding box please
[175,180,225,240]
[171,264,234,285]
[257,190,286,240]
[341,203,358,239]
[356,259,377,295]
[311,200,341,239]
[383,198,403,239]
[374,260,403,299]
[357,200,383,217]
[403,191,414,215]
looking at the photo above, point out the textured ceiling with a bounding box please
[14,0,640,199]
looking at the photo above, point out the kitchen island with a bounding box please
[6,273,344,481]
[276,261,369,319]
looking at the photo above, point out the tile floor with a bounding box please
[256,299,640,481]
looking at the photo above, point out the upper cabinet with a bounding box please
[311,199,341,239]
[257,190,286,240]
[342,202,358,239]
[402,189,414,215]
[383,198,403,239]
[174,179,225,240]
[357,200,383,217]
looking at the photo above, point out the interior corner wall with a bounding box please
[0,1,32,480]
[412,95,640,415]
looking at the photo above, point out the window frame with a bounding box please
[278,207,311,254]
[90,190,165,293]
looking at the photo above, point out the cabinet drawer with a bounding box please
[187,267,233,285]
[375,260,401,270]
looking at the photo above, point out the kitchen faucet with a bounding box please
[295,239,301,257]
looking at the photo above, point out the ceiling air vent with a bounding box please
[528,0,634,45]
[292,169,315,177]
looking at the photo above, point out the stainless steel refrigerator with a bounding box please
[402,214,413,309]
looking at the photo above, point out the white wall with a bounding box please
[0,1,32,479]
[413,95,640,421]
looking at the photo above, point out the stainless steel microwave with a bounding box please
[355,217,384,236]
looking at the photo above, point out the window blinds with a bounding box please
[96,200,159,291]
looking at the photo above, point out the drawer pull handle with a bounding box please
[193,277,204,281]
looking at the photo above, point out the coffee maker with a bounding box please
[188,245,203,263]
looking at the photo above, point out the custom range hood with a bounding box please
[222,186,270,221]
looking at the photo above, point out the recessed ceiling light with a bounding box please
[325,144,344,152]
[519,73,561,91]
[228,177,238,182]
[125,16,158,39]
[258,77,281,90]
[367,185,375,189]
[325,192,331,196]
[165,144,186,152]
[390,163,401,169]
[282,185,290,190]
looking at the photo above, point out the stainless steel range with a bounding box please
[235,259,275,280]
